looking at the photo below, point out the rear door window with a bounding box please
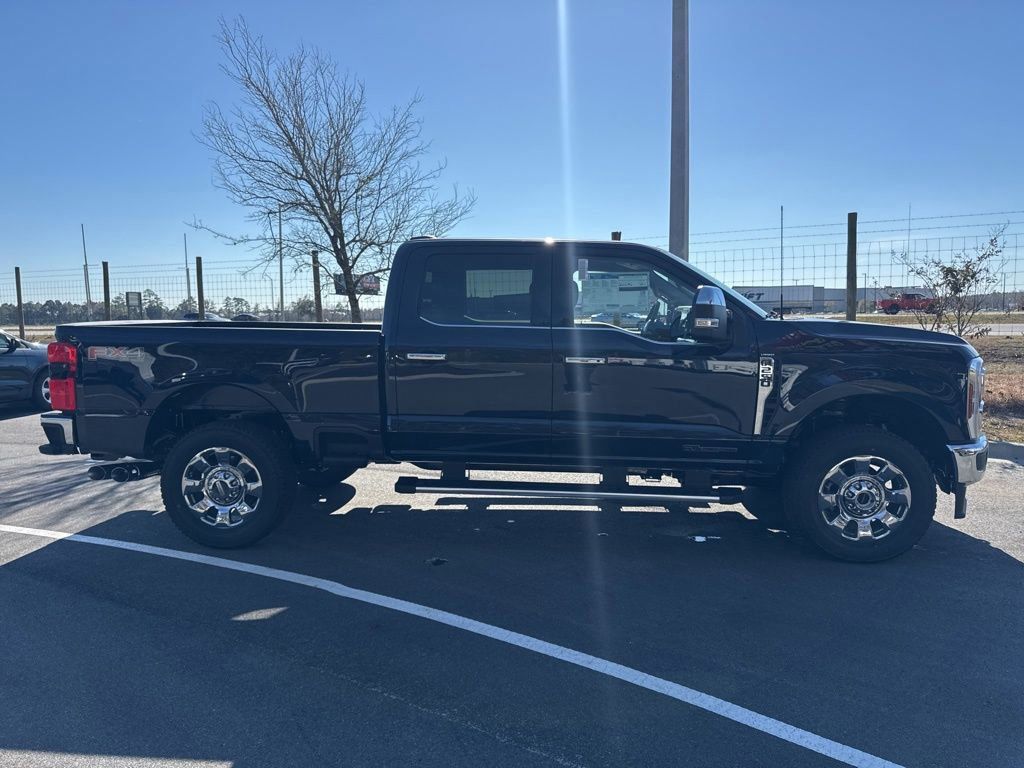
[419,252,547,326]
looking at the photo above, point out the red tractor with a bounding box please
[877,292,938,315]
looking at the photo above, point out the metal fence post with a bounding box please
[14,267,25,340]
[846,211,858,320]
[311,250,323,322]
[195,257,205,320]
[102,261,111,321]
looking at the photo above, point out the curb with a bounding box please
[989,440,1024,466]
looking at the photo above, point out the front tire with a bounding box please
[160,421,295,548]
[783,426,936,562]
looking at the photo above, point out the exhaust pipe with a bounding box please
[87,465,109,481]
[111,462,161,482]
[88,461,160,483]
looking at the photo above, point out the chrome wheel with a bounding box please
[817,455,911,542]
[41,377,50,404]
[181,447,263,528]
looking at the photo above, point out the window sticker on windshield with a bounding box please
[578,258,588,279]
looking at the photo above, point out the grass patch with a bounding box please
[853,311,1024,327]
[974,336,1024,443]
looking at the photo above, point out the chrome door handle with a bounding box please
[406,352,447,361]
[565,356,606,365]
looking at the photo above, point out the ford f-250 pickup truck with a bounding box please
[38,238,988,562]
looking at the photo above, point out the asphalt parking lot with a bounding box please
[2,406,1023,768]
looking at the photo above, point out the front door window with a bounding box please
[569,255,698,341]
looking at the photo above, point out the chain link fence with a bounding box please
[0,257,386,332]
[2,219,1022,337]
[689,232,1023,322]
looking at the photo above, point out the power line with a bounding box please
[629,208,1024,242]
[632,221,845,239]
[687,231,1024,256]
[688,220,1024,246]
[860,209,1024,225]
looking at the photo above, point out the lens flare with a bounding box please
[557,1,614,716]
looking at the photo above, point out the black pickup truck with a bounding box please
[39,238,988,561]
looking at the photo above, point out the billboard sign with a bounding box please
[332,274,381,295]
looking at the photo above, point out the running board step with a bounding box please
[394,476,742,505]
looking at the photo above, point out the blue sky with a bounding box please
[1,0,1022,271]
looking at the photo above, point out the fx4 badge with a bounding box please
[87,346,145,361]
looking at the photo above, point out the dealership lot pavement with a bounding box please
[1,406,1023,768]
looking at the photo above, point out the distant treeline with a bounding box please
[0,289,384,327]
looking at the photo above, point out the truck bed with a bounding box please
[57,320,385,462]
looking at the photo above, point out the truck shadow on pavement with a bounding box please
[2,481,1024,767]
[0,459,156,523]
[0,403,42,422]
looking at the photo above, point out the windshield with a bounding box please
[654,247,769,318]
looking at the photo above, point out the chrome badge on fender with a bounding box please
[87,346,145,361]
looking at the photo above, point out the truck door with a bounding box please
[550,244,760,467]
[388,242,552,461]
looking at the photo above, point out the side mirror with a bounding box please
[688,285,730,343]
[2,337,16,354]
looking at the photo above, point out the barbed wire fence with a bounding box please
[0,255,387,331]
[1,209,1022,336]
[636,209,1024,329]
[686,233,1023,316]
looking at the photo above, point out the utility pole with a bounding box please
[14,267,25,340]
[845,211,858,321]
[80,224,93,314]
[102,261,111,320]
[278,205,285,321]
[779,205,784,317]
[669,0,689,260]
[195,257,205,321]
[183,233,193,306]
[311,250,323,322]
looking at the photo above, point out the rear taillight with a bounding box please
[47,342,78,411]
[47,342,78,373]
[49,378,76,411]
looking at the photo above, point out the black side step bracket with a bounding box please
[394,476,742,505]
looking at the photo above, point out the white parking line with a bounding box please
[0,523,904,768]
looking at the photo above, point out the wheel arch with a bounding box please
[785,394,954,490]
[144,384,302,463]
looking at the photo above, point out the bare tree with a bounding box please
[893,225,1007,338]
[194,17,474,321]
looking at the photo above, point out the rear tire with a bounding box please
[160,421,295,548]
[31,371,50,411]
[783,426,936,562]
